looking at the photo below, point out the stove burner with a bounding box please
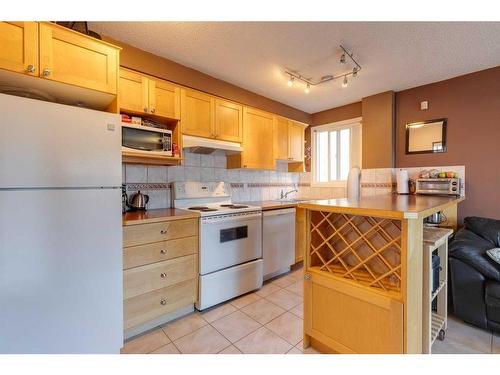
[220,204,235,207]
[229,205,249,209]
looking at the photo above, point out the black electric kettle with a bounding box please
[127,190,149,211]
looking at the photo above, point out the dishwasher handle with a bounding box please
[262,207,296,217]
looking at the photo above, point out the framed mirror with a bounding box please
[405,118,447,154]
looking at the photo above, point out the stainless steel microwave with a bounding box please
[121,123,172,156]
[416,178,460,196]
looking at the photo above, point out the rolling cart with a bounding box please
[422,227,453,353]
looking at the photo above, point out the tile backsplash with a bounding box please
[122,150,336,209]
[360,165,466,197]
[122,150,466,209]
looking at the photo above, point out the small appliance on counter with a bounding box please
[396,168,409,194]
[127,190,149,211]
[347,166,361,199]
[416,178,460,196]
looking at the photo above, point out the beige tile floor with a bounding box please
[122,266,500,354]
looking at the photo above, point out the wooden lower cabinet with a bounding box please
[123,217,199,332]
[304,270,404,354]
[124,278,197,330]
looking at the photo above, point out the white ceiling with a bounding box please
[90,22,500,113]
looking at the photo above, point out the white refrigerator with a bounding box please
[0,93,123,353]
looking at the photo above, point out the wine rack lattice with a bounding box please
[309,211,402,293]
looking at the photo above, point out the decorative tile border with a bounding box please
[125,183,171,191]
[361,182,396,188]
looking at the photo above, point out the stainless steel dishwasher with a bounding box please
[262,207,296,280]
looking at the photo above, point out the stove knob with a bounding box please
[160,272,167,278]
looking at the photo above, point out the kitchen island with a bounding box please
[298,194,464,354]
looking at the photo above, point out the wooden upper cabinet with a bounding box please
[149,80,181,120]
[274,116,290,160]
[39,22,119,94]
[289,121,305,162]
[241,107,275,170]
[181,88,214,139]
[215,99,243,142]
[119,68,148,114]
[0,22,38,76]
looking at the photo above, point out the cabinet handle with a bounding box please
[160,272,167,278]
[26,64,36,73]
[243,165,248,168]
[42,68,51,77]
[304,273,311,281]
[144,107,148,113]
[160,230,167,234]
[160,299,167,305]
[160,249,167,254]
[150,108,156,114]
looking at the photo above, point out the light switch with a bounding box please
[420,101,429,110]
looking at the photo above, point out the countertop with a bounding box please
[298,194,464,219]
[122,208,200,226]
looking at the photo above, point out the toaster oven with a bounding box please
[416,178,460,196]
[122,123,172,156]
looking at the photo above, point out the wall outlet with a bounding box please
[420,101,429,110]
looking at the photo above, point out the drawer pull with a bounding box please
[160,272,167,278]
[160,299,167,305]
[160,230,168,234]
[160,249,167,254]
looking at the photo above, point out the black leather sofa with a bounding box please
[449,216,500,333]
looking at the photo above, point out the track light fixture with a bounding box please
[342,75,348,88]
[284,45,361,94]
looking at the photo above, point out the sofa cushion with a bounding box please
[449,228,500,281]
[464,216,500,247]
[485,281,500,324]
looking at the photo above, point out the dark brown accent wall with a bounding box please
[396,66,500,222]
[311,102,362,126]
[362,91,395,169]
[103,36,311,124]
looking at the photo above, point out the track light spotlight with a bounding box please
[287,76,294,87]
[340,53,346,64]
[304,83,310,94]
[342,75,348,88]
[352,67,358,77]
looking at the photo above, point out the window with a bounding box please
[311,118,362,187]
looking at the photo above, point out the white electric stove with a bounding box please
[173,182,263,310]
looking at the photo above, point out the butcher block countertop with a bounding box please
[122,208,200,226]
[298,194,464,219]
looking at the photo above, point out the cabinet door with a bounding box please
[0,22,38,76]
[274,116,289,160]
[119,68,148,114]
[149,79,180,120]
[180,89,214,138]
[215,99,243,142]
[289,121,305,162]
[241,107,275,170]
[39,23,119,94]
[304,271,403,353]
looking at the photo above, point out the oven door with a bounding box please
[200,211,262,275]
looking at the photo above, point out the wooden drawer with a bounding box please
[124,278,197,330]
[123,236,198,270]
[124,254,197,299]
[123,218,198,248]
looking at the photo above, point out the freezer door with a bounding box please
[0,189,123,353]
[0,93,121,188]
